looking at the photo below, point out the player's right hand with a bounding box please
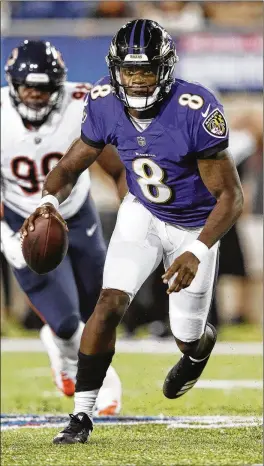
[1,231,27,269]
[20,203,68,239]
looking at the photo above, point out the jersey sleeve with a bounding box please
[192,91,229,159]
[81,92,106,149]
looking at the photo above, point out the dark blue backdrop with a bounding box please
[1,36,112,86]
[1,35,261,91]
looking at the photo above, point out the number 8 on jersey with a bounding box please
[133,158,172,204]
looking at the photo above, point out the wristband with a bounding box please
[37,195,59,210]
[187,240,209,262]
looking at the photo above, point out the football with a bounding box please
[22,214,69,274]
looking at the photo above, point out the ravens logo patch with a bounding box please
[202,108,228,138]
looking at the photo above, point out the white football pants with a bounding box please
[103,193,219,342]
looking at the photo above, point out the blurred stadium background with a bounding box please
[1,0,263,337]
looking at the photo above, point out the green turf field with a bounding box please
[1,353,263,416]
[2,426,262,466]
[1,340,263,466]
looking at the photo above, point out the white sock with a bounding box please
[39,325,62,373]
[53,321,85,361]
[74,390,99,418]
[96,366,122,412]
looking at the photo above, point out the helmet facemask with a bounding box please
[8,78,64,123]
[107,52,177,111]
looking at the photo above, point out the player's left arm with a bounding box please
[196,150,244,247]
[96,145,127,200]
[163,92,244,293]
[163,149,243,293]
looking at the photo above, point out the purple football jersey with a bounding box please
[81,77,229,227]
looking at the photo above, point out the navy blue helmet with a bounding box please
[5,40,67,122]
[106,19,179,110]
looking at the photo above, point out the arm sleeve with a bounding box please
[192,94,229,159]
[1,220,15,248]
[80,92,106,149]
[228,129,256,166]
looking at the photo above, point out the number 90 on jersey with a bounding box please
[132,158,172,204]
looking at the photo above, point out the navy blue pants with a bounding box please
[4,196,106,339]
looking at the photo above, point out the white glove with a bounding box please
[1,221,27,269]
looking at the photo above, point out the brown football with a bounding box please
[22,214,68,274]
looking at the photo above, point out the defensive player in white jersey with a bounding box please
[1,40,124,414]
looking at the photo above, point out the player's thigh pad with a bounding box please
[103,193,163,299]
[164,225,219,342]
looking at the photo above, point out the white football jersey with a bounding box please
[1,82,91,219]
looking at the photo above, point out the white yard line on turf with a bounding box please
[154,379,263,390]
[1,338,263,355]
[194,379,263,389]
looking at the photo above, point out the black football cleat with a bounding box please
[163,324,217,399]
[53,413,93,444]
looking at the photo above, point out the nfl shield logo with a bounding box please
[137,136,146,147]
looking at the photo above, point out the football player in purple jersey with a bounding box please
[21,20,244,444]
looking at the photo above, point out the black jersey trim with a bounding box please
[81,131,105,149]
[196,139,229,159]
